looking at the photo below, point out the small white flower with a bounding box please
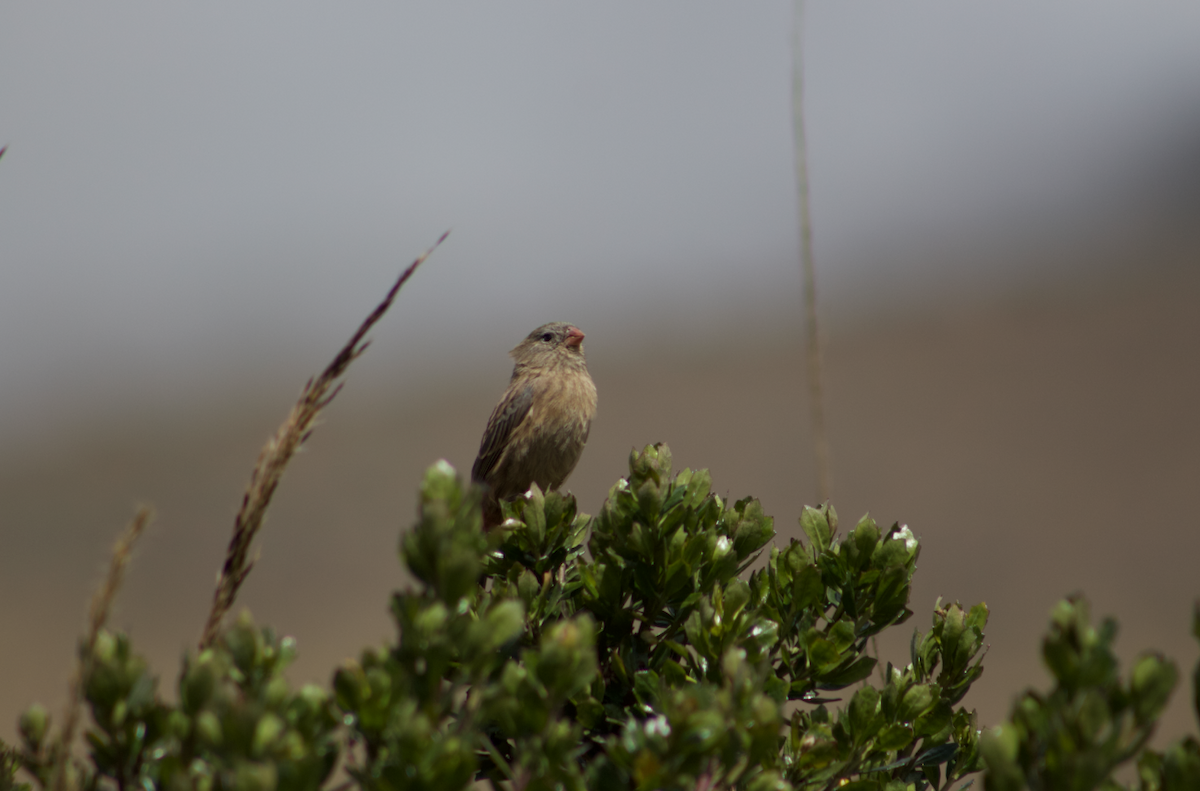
[896,524,917,552]
[715,536,732,556]
[645,715,672,738]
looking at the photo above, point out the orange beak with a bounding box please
[564,326,585,348]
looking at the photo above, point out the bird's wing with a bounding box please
[471,380,535,484]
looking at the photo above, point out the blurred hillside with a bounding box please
[2,236,1197,751]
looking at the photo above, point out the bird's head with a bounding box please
[511,322,588,370]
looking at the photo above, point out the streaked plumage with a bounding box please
[472,322,597,528]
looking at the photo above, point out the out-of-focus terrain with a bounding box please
[2,243,1198,751]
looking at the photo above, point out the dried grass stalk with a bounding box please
[792,0,832,503]
[199,231,449,648]
[52,505,154,791]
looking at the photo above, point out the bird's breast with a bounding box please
[530,369,595,437]
[480,355,596,503]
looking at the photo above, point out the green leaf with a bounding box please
[688,468,713,508]
[848,516,881,569]
[805,635,841,671]
[793,564,825,610]
[469,600,525,659]
[979,726,1023,791]
[1131,653,1178,725]
[523,483,547,546]
[800,506,832,553]
[875,723,914,752]
[763,674,788,704]
[848,686,881,742]
[724,580,751,620]
[633,670,660,707]
[420,459,461,507]
[897,684,937,722]
[967,602,990,633]
[17,705,48,751]
[517,566,540,605]
[819,656,877,689]
[913,701,953,737]
[732,498,774,559]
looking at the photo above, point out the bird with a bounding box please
[471,321,597,529]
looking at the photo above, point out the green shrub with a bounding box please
[8,448,1198,791]
[9,441,1200,790]
[8,444,992,790]
[982,598,1200,791]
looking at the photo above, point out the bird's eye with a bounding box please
[540,332,554,342]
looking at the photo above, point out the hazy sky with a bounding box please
[2,2,1199,440]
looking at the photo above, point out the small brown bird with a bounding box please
[472,322,597,528]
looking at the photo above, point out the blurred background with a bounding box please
[2,1,1199,750]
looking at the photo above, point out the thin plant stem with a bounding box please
[199,231,449,648]
[792,0,832,503]
[52,506,154,791]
